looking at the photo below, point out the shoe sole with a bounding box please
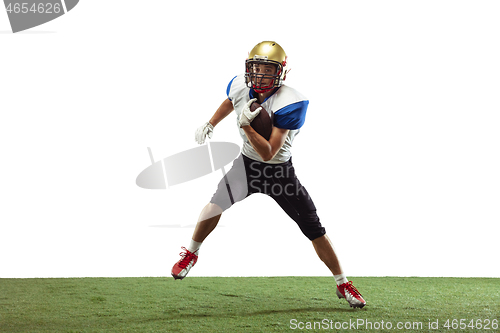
[171,273,185,280]
[349,303,366,309]
[337,290,366,308]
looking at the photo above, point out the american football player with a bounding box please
[171,41,366,308]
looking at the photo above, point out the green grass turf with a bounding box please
[0,277,498,332]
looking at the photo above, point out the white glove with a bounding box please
[238,98,262,128]
[195,121,214,144]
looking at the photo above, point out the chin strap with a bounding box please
[252,83,275,93]
[253,88,273,93]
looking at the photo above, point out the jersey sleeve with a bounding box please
[226,76,237,101]
[273,100,309,130]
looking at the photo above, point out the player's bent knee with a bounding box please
[207,202,223,216]
[304,228,326,241]
[310,234,327,243]
[199,202,223,222]
[296,215,326,241]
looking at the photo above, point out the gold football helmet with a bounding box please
[245,41,288,93]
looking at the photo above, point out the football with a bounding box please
[250,102,274,141]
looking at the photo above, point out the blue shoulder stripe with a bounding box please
[226,76,237,101]
[274,100,309,130]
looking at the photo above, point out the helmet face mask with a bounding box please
[244,41,287,93]
[245,60,282,93]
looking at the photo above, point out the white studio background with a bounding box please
[0,1,499,278]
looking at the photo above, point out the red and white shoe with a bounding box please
[171,247,198,280]
[336,281,366,308]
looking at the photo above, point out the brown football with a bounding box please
[250,102,274,141]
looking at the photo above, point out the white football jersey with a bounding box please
[227,74,309,164]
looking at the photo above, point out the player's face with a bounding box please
[251,63,277,86]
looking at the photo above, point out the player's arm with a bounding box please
[195,98,234,144]
[242,125,289,162]
[209,98,234,127]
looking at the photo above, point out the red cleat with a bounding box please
[171,247,198,280]
[336,281,366,308]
